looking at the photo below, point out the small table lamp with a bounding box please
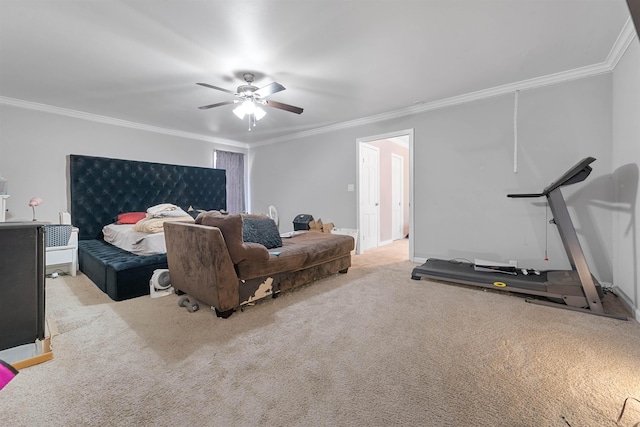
[29,197,42,221]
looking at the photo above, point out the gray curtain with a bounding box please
[215,150,245,213]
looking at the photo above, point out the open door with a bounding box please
[359,143,380,253]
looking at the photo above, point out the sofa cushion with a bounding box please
[235,231,354,280]
[242,217,282,249]
[197,211,269,263]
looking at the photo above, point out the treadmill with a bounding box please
[411,157,626,319]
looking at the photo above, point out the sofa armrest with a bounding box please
[164,221,239,311]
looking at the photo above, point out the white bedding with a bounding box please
[102,224,167,256]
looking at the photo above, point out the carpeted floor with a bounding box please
[1,239,639,427]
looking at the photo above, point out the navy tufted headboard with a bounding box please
[70,155,226,240]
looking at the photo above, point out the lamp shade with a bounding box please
[233,100,266,122]
[233,105,246,119]
[29,197,43,207]
[254,106,266,121]
[241,100,256,115]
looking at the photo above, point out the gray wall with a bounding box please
[1,45,637,319]
[612,37,640,319]
[0,106,218,222]
[250,74,615,283]
[419,77,613,276]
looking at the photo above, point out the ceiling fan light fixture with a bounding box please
[254,106,266,121]
[233,104,246,119]
[197,72,303,129]
[241,100,256,115]
[233,101,266,123]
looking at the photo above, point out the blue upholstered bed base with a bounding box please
[79,240,168,301]
[70,155,227,301]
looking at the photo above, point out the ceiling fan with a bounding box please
[197,73,303,130]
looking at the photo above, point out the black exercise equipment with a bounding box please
[411,157,626,320]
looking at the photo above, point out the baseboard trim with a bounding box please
[613,286,640,322]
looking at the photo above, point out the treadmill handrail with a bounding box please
[507,193,545,198]
[507,157,596,198]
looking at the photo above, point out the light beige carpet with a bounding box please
[1,240,639,427]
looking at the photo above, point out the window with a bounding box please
[214,150,245,213]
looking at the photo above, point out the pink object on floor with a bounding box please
[0,359,18,390]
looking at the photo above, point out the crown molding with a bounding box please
[252,63,612,147]
[2,18,635,151]
[605,17,638,68]
[0,96,249,149]
[253,19,636,148]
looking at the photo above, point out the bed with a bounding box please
[70,154,227,301]
[102,223,170,255]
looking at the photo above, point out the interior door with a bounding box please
[391,154,404,240]
[360,143,380,252]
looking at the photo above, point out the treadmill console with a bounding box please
[507,157,596,199]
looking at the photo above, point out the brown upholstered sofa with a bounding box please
[164,211,354,317]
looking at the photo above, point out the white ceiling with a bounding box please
[0,0,633,146]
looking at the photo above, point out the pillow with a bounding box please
[187,210,202,220]
[186,205,211,220]
[146,204,191,218]
[116,212,147,224]
[152,207,190,218]
[242,217,282,249]
[198,211,269,263]
[147,203,178,216]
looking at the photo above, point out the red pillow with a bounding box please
[116,212,147,224]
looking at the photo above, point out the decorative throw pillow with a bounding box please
[116,212,147,224]
[198,211,269,263]
[187,210,202,220]
[242,217,282,249]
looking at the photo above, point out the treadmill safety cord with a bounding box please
[544,202,549,261]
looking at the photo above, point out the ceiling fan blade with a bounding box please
[198,100,237,110]
[254,82,286,98]
[265,99,304,114]
[196,82,237,96]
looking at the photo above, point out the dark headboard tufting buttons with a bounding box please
[70,155,226,240]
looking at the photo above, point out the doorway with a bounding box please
[356,129,414,260]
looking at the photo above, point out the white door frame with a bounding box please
[356,129,414,259]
